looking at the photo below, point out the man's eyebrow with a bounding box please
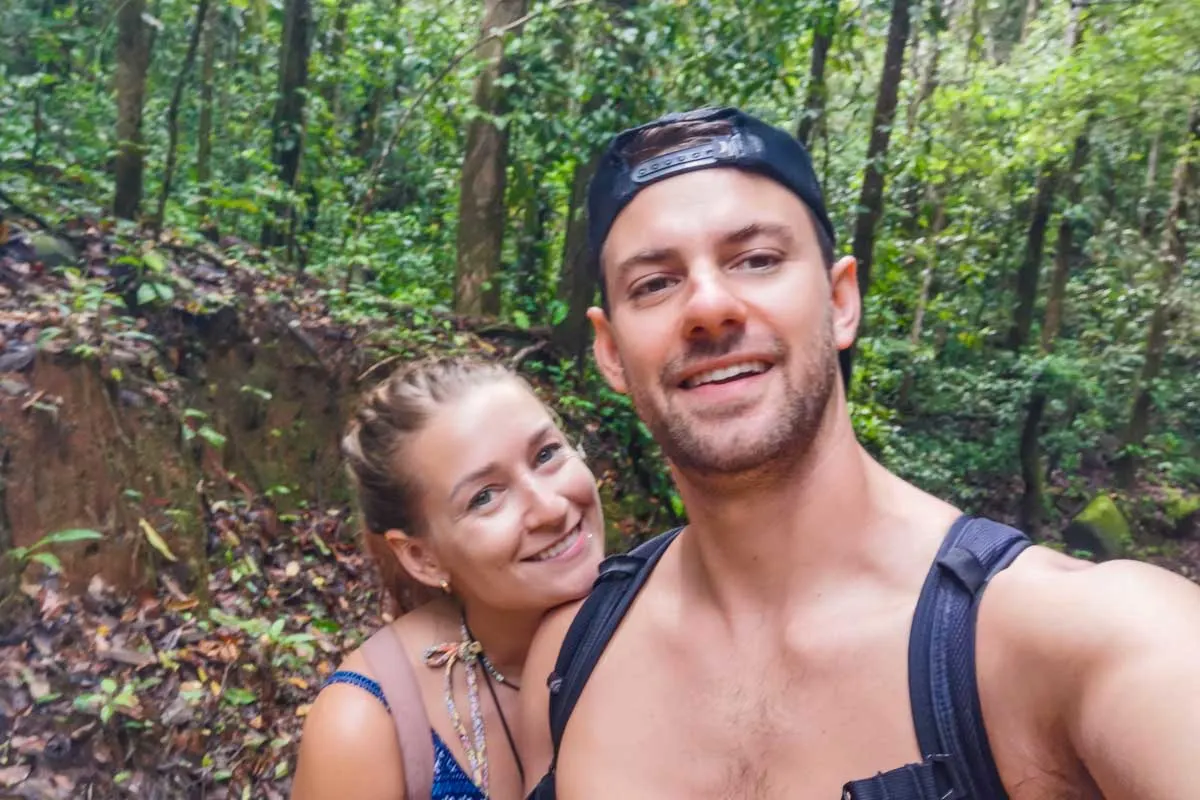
[528,422,555,446]
[612,247,676,283]
[722,222,795,246]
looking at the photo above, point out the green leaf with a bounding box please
[39,528,103,546]
[136,283,157,306]
[101,678,118,694]
[153,282,175,303]
[138,518,178,562]
[198,425,227,449]
[311,618,340,635]
[223,687,257,706]
[30,552,63,572]
[512,310,531,330]
[142,249,168,273]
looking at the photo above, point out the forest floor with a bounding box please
[1,219,1198,799]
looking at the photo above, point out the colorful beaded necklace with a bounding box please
[422,612,521,794]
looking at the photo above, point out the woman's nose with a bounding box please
[522,477,569,532]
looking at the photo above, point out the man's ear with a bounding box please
[829,255,862,352]
[588,306,628,395]
[384,529,446,591]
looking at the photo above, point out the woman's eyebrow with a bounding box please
[449,463,497,502]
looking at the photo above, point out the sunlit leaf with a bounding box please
[138,518,178,562]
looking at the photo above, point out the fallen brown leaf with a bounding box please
[0,763,32,788]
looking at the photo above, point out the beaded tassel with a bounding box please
[424,622,490,793]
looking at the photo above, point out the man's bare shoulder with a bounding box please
[984,545,1200,658]
[518,598,587,792]
[530,598,589,665]
[982,546,1200,798]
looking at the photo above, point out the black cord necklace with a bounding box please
[462,612,526,786]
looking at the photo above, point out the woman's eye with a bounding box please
[467,487,495,511]
[535,443,563,466]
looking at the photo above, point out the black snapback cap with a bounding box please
[586,106,836,271]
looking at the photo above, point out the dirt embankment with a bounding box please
[0,234,410,594]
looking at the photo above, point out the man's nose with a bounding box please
[681,264,747,340]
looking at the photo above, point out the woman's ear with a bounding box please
[384,529,447,591]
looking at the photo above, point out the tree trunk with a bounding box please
[1139,123,1162,239]
[796,0,837,150]
[906,0,942,135]
[549,0,641,358]
[514,170,549,302]
[898,194,946,408]
[453,0,529,316]
[1040,126,1090,351]
[262,0,312,250]
[196,1,219,225]
[113,0,152,220]
[1019,0,1040,41]
[843,0,911,382]
[901,0,943,230]
[1007,9,1086,351]
[849,0,912,307]
[154,0,211,232]
[1018,385,1047,535]
[1118,104,1198,487]
[551,157,600,360]
[322,2,350,120]
[1007,168,1056,350]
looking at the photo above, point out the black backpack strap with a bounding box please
[844,516,1030,800]
[528,527,683,800]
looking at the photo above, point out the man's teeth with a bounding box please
[530,526,581,562]
[683,361,770,388]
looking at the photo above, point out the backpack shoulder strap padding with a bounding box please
[547,527,682,749]
[906,515,1032,799]
[360,624,434,800]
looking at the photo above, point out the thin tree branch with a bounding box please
[357,0,593,217]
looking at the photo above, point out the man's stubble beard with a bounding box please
[625,322,840,480]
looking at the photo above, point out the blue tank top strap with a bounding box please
[324,669,390,711]
[322,670,485,798]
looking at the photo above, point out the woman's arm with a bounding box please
[291,680,406,800]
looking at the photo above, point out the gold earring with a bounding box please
[439,579,451,594]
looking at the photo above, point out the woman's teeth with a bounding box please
[529,525,581,562]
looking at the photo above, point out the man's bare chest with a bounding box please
[553,600,1095,800]
[556,610,921,799]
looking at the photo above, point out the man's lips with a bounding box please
[674,355,776,389]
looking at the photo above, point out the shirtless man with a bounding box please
[518,107,1200,799]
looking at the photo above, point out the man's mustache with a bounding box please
[660,332,786,385]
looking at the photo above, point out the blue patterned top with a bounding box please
[324,670,484,799]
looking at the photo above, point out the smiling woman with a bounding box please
[291,358,605,800]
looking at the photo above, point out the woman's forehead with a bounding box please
[411,380,553,474]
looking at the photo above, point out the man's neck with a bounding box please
[672,402,957,621]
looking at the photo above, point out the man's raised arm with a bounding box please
[1069,561,1200,798]
[994,556,1200,799]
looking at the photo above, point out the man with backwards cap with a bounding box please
[518,107,1200,799]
